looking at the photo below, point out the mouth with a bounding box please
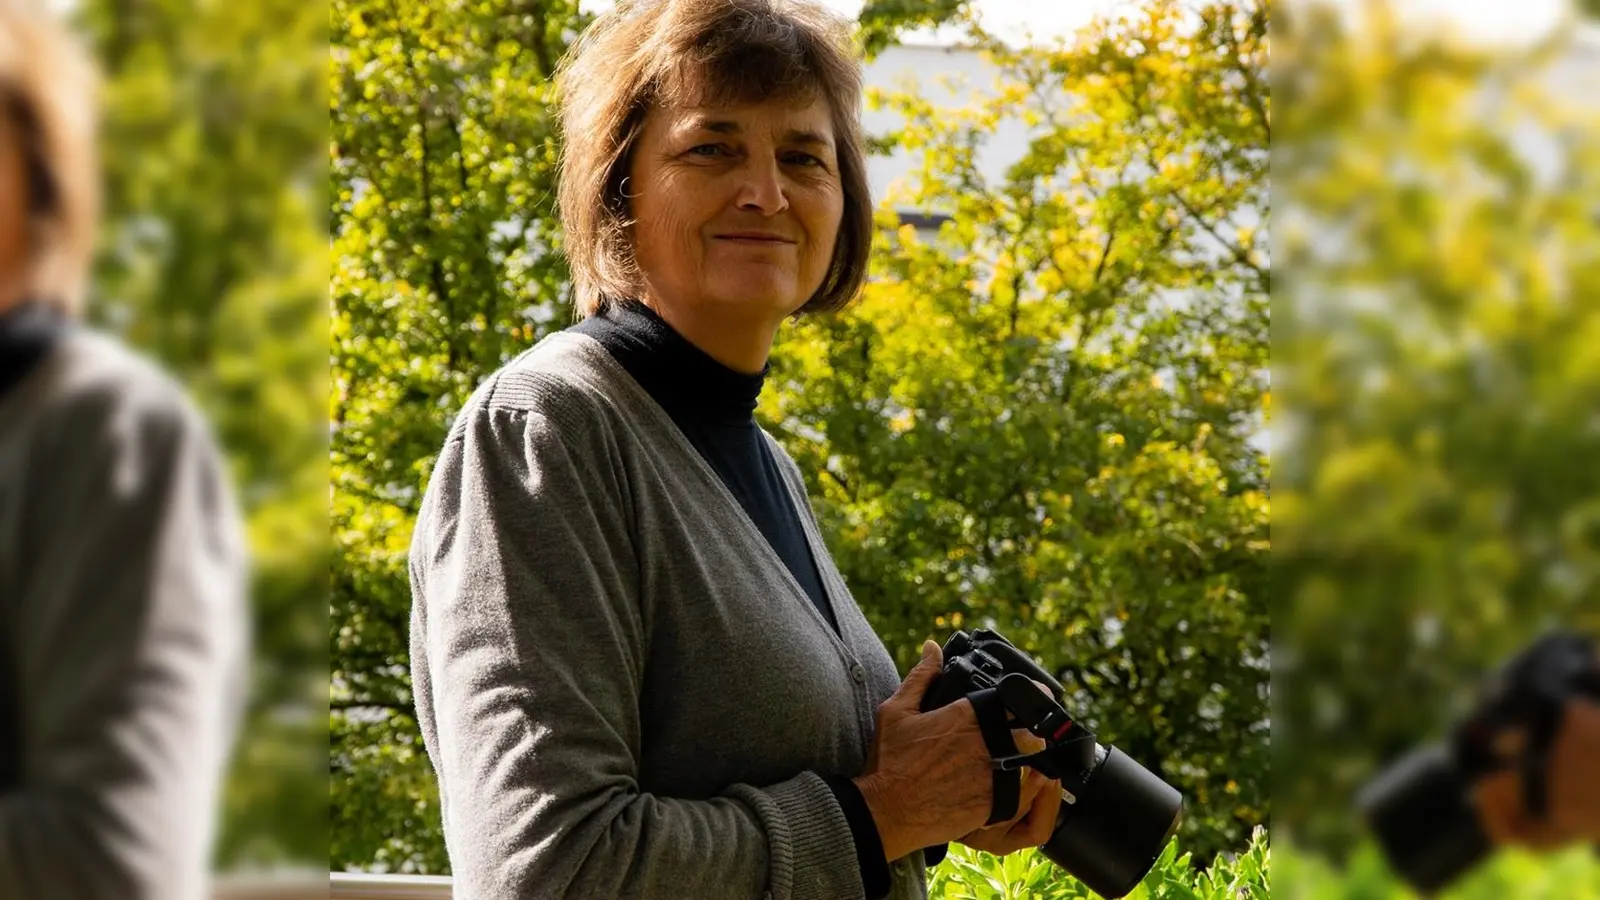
[714,233,796,245]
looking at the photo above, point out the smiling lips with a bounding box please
[714,231,796,245]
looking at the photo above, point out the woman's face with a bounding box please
[626,91,844,327]
[0,112,30,291]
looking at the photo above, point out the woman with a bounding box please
[0,6,249,899]
[407,1,1062,898]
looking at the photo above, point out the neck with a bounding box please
[638,297,782,376]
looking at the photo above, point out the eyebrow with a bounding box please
[685,117,834,151]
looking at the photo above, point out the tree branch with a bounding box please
[1166,185,1266,283]
[331,699,413,715]
[446,113,504,370]
[401,40,457,372]
[821,466,856,502]
[507,0,555,79]
[1230,16,1271,145]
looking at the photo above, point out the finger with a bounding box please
[999,769,1050,829]
[960,819,1024,856]
[960,822,1001,842]
[956,828,1006,855]
[1019,779,1064,846]
[921,694,979,732]
[886,640,944,711]
[971,774,1058,854]
[1010,726,1046,757]
[1477,771,1571,850]
[1476,771,1524,846]
[1020,768,1049,809]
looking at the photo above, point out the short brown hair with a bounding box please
[553,0,872,319]
[0,2,99,317]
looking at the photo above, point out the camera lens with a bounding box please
[1357,742,1492,895]
[1042,746,1184,899]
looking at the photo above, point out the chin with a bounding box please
[704,280,801,316]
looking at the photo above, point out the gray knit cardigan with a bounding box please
[408,333,933,900]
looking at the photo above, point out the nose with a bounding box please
[734,157,788,216]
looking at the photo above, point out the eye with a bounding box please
[784,152,825,167]
[688,144,730,158]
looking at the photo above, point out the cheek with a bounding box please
[632,174,706,269]
[806,190,845,266]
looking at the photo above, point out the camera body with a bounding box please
[919,629,1184,899]
[1357,630,1600,894]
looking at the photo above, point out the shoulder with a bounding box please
[24,327,226,482]
[448,332,633,447]
[412,334,641,551]
[7,328,246,583]
[427,332,651,508]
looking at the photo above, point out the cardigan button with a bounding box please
[850,663,866,684]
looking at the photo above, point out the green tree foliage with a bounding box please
[770,0,1268,862]
[856,0,972,59]
[330,0,1268,871]
[62,0,328,868]
[330,0,584,871]
[1273,0,1600,859]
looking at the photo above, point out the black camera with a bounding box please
[919,628,1184,899]
[1357,630,1600,894]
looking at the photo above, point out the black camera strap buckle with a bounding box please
[996,673,1075,742]
[992,748,1071,782]
[968,673,1096,822]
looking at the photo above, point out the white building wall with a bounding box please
[859,42,1030,222]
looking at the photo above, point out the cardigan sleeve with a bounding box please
[408,388,869,900]
[0,373,250,900]
[820,774,893,899]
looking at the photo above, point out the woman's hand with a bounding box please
[956,682,1064,857]
[1475,698,1600,849]
[853,640,999,861]
[957,766,1064,857]
[853,640,1062,862]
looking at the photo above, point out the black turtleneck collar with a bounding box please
[0,299,69,401]
[571,299,768,424]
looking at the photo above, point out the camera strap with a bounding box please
[1520,687,1568,819]
[967,686,1023,825]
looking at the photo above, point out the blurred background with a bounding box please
[330,0,1268,888]
[1273,0,1600,897]
[25,0,329,881]
[53,0,1597,892]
